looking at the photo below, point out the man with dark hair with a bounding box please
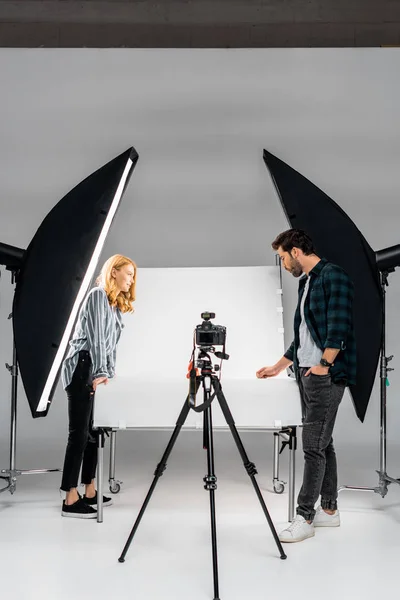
[257,228,356,543]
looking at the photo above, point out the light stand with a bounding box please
[339,244,400,498]
[0,147,139,494]
[262,148,400,502]
[0,260,60,495]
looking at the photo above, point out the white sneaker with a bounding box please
[279,515,315,543]
[313,505,340,527]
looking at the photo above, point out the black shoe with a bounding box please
[61,497,97,519]
[83,491,113,507]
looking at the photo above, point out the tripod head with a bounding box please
[187,349,217,412]
[196,348,229,375]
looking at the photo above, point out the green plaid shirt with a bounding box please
[284,258,356,386]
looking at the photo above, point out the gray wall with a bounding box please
[0,48,399,479]
[0,1,400,48]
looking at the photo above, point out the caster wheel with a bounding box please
[273,482,285,494]
[109,482,121,494]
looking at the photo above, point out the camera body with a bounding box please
[195,312,226,347]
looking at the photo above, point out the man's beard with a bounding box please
[289,258,303,278]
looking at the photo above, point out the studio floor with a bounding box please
[1,432,399,600]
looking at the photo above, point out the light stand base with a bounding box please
[0,323,61,496]
[0,468,61,494]
[339,271,400,504]
[338,471,400,499]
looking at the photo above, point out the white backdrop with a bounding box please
[93,265,302,429]
[116,266,284,380]
[0,49,399,470]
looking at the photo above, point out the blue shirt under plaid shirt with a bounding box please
[284,258,356,386]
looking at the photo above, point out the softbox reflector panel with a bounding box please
[13,147,138,418]
[263,149,382,422]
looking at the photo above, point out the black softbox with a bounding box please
[9,147,138,418]
[263,149,382,422]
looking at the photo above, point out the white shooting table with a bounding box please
[93,266,302,523]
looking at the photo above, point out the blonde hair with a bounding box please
[96,254,136,314]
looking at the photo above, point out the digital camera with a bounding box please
[195,312,226,347]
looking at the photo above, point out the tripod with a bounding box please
[119,352,286,600]
[338,270,400,498]
[0,269,60,495]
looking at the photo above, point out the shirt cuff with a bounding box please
[324,340,346,350]
[284,349,294,361]
[92,370,109,379]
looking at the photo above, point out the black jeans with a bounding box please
[296,368,346,522]
[60,351,97,492]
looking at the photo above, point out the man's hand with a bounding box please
[256,366,279,379]
[256,356,293,379]
[92,377,109,391]
[304,365,330,377]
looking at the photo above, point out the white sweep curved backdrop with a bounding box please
[94,265,302,429]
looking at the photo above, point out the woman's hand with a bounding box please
[92,377,109,391]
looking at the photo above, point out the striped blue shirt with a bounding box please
[61,286,124,389]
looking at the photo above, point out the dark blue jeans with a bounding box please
[296,368,346,522]
[60,351,97,492]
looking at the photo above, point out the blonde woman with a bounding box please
[60,255,136,518]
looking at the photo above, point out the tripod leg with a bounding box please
[118,397,192,563]
[212,378,287,559]
[203,406,220,600]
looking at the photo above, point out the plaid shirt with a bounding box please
[284,258,356,385]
